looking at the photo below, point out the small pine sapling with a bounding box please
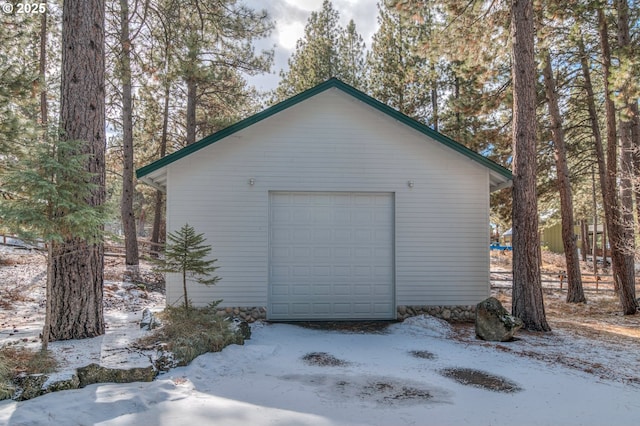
[155,223,220,310]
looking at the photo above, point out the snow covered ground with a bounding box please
[1,317,639,425]
[1,245,640,425]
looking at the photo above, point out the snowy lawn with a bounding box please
[1,317,639,426]
[2,246,640,425]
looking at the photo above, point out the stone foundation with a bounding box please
[215,306,267,323]
[397,305,476,322]
[215,305,475,323]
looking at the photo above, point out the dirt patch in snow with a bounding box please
[281,373,450,405]
[440,367,522,393]
[302,352,349,367]
[409,350,436,360]
[357,379,435,403]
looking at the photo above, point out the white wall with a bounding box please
[165,88,490,309]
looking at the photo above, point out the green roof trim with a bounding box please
[136,78,512,181]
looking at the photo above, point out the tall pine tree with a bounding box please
[368,1,432,123]
[337,19,367,90]
[45,0,107,342]
[511,0,550,331]
[275,0,367,99]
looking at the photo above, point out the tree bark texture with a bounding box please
[431,64,438,131]
[151,80,171,251]
[592,167,598,275]
[47,241,105,341]
[580,219,589,262]
[614,0,638,313]
[541,50,585,303]
[510,0,550,331]
[186,78,197,145]
[119,0,139,267]
[579,36,606,276]
[598,6,637,314]
[632,101,640,236]
[47,0,106,342]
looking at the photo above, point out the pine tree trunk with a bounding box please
[47,241,105,341]
[510,0,550,331]
[541,50,585,303]
[186,78,197,145]
[580,219,589,262]
[579,36,606,276]
[613,0,638,313]
[603,219,608,267]
[182,269,189,310]
[592,167,598,274]
[151,80,170,253]
[598,6,637,314]
[151,190,164,256]
[47,0,106,342]
[593,216,598,274]
[119,0,139,268]
[632,101,640,236]
[431,64,438,131]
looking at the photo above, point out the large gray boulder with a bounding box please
[475,297,523,342]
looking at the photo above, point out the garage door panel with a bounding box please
[354,303,373,313]
[293,265,310,276]
[269,192,395,320]
[313,303,331,314]
[374,303,394,314]
[333,284,351,295]
[271,303,289,314]
[354,248,373,258]
[291,286,311,295]
[313,228,332,242]
[374,229,393,242]
[292,229,312,241]
[271,284,289,296]
[313,285,331,295]
[333,247,351,259]
[292,303,311,314]
[333,230,352,243]
[333,209,351,224]
[312,265,331,275]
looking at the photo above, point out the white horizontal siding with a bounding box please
[165,88,490,309]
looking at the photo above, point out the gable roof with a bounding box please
[136,78,512,192]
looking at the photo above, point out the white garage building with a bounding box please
[137,79,512,321]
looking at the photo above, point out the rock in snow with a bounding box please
[475,297,523,342]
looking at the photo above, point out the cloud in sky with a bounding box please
[244,0,379,91]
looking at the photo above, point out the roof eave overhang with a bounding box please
[490,173,513,192]
[138,170,167,193]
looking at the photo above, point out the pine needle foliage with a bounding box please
[154,223,221,310]
[0,136,106,245]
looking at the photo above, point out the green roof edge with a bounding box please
[136,78,512,181]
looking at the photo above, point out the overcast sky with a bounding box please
[243,0,379,92]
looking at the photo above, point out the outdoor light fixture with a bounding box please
[249,178,255,186]
[407,180,414,188]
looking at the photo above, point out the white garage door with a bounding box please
[269,192,395,320]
